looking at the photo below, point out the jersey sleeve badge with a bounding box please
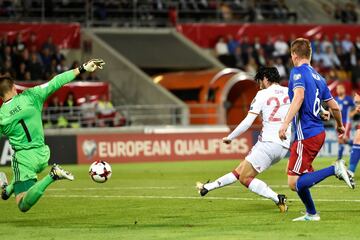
[293,73,302,80]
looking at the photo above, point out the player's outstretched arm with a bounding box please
[279,87,304,140]
[223,112,257,144]
[30,59,105,103]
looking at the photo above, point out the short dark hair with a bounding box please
[254,67,280,83]
[291,38,312,59]
[0,75,14,98]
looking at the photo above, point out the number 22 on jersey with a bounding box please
[267,96,289,122]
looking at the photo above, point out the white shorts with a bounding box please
[245,141,289,173]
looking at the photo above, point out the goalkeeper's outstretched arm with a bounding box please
[30,58,105,103]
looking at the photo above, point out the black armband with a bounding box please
[78,64,86,74]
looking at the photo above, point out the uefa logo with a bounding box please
[82,140,97,159]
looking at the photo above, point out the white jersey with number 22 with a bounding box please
[249,84,291,148]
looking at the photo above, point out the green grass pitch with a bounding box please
[1,157,360,240]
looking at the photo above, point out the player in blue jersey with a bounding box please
[334,84,356,160]
[348,92,360,176]
[278,38,354,221]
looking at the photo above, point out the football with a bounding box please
[89,160,112,183]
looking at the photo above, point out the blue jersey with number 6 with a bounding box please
[288,63,333,141]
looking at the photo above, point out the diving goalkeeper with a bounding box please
[0,59,105,212]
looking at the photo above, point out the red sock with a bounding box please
[244,177,254,188]
[232,170,240,179]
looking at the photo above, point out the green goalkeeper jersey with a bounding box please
[0,70,76,151]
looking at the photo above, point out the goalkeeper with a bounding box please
[0,59,105,212]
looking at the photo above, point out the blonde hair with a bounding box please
[291,38,312,60]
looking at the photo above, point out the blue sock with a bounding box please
[349,144,360,173]
[296,166,335,190]
[296,166,335,215]
[338,144,345,160]
[296,188,316,215]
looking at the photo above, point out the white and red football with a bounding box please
[89,160,112,183]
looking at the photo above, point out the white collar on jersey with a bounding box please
[3,98,13,105]
[266,83,280,89]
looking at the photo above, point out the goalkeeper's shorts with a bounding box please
[11,145,50,195]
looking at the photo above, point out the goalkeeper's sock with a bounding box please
[203,170,238,191]
[349,144,360,173]
[247,178,279,203]
[5,178,14,196]
[18,175,54,212]
[338,144,345,160]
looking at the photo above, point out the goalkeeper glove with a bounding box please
[78,59,105,73]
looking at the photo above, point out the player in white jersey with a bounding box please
[196,67,291,212]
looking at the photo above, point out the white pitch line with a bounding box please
[45,194,360,203]
[47,184,349,191]
[47,187,178,191]
[231,184,349,189]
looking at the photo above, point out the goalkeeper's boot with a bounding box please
[50,164,75,181]
[0,172,10,200]
[292,213,320,221]
[335,159,355,189]
[276,194,288,213]
[196,181,209,197]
